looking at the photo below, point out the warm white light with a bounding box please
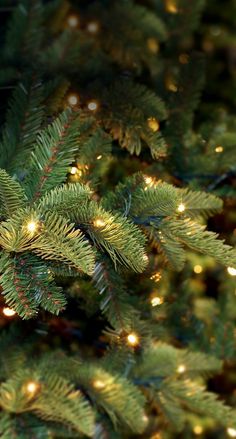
[227,267,236,276]
[87,21,99,34]
[165,0,178,13]
[177,364,186,374]
[93,380,105,389]
[96,155,102,160]
[143,254,149,263]
[27,221,38,233]
[193,425,203,435]
[215,146,224,153]
[26,381,40,395]
[67,14,79,28]
[70,166,78,175]
[177,203,186,213]
[147,117,160,132]
[193,265,203,274]
[150,272,162,283]
[94,218,105,228]
[3,307,16,317]
[127,332,139,346]
[67,94,79,106]
[87,101,98,111]
[227,428,236,438]
[151,296,164,307]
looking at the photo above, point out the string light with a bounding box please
[96,155,102,160]
[150,272,162,283]
[142,414,149,424]
[227,267,236,276]
[87,101,99,112]
[27,221,38,234]
[151,433,161,439]
[94,218,105,228]
[67,94,79,106]
[2,307,16,317]
[177,364,186,374]
[177,203,186,213]
[193,425,203,435]
[151,296,164,307]
[227,428,236,438]
[215,145,224,153]
[93,380,105,389]
[165,0,178,13]
[179,53,189,64]
[67,14,79,28]
[147,117,160,132]
[143,254,149,263]
[127,332,139,347]
[70,166,78,175]
[147,38,159,54]
[87,21,99,34]
[25,381,40,396]
[166,76,178,92]
[193,265,203,274]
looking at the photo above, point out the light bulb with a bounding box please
[177,203,186,213]
[165,0,178,13]
[2,307,16,317]
[193,425,203,435]
[227,428,236,438]
[67,14,79,28]
[96,155,102,160]
[147,117,160,132]
[87,21,99,34]
[143,254,149,263]
[27,221,38,233]
[94,218,105,228]
[151,296,164,307]
[147,38,159,54]
[127,332,139,346]
[67,94,79,106]
[193,265,203,274]
[93,379,105,389]
[87,101,98,112]
[70,166,78,175]
[177,364,186,374]
[25,381,40,396]
[227,267,236,276]
[215,146,224,153]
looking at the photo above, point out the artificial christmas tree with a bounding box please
[0,0,235,438]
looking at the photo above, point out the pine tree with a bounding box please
[0,0,235,438]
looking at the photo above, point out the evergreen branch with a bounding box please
[0,169,26,218]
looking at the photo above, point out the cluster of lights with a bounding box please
[151,296,164,307]
[227,267,236,276]
[147,117,160,132]
[150,272,162,283]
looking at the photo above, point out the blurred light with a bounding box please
[165,0,178,13]
[177,203,186,213]
[227,428,236,438]
[25,381,40,396]
[3,307,16,317]
[70,166,78,175]
[179,53,189,64]
[87,101,98,111]
[193,425,203,435]
[67,14,79,28]
[147,38,159,54]
[87,21,99,34]
[127,332,139,346]
[94,218,105,228]
[67,94,79,106]
[150,272,162,283]
[177,364,186,374]
[151,296,164,307]
[215,146,224,153]
[96,155,102,160]
[93,380,105,389]
[193,265,203,274]
[27,221,38,233]
[147,117,160,132]
[227,267,236,276]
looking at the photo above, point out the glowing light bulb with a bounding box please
[177,364,186,374]
[227,267,236,276]
[215,146,224,153]
[165,0,178,13]
[193,265,203,274]
[96,155,102,160]
[27,221,38,233]
[193,425,203,435]
[142,414,149,423]
[177,203,186,213]
[150,272,162,283]
[147,117,160,132]
[67,94,79,106]
[67,14,79,28]
[143,254,149,263]
[151,296,164,307]
[87,21,99,34]
[87,101,98,112]
[25,381,40,396]
[3,307,16,317]
[70,166,78,175]
[127,332,139,346]
[147,38,159,54]
[227,428,236,438]
[94,218,105,228]
[93,380,105,389]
